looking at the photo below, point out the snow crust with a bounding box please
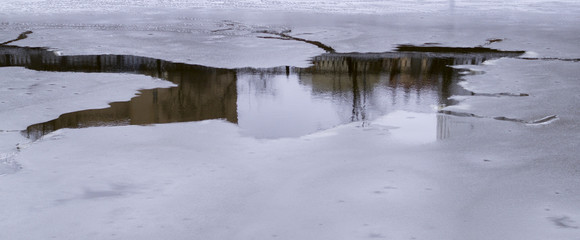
[2,1,580,68]
[2,0,580,14]
[1,1,580,239]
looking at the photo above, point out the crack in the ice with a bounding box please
[211,28,234,33]
[0,130,22,133]
[481,38,505,46]
[256,30,336,53]
[439,110,558,125]
[519,57,580,62]
[396,45,526,55]
[468,92,530,97]
[0,30,33,45]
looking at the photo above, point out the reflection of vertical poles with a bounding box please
[361,61,368,126]
[227,72,239,124]
[437,114,450,140]
[151,88,160,123]
[347,57,360,122]
[439,58,455,106]
[96,55,102,71]
[388,58,399,106]
[156,59,162,78]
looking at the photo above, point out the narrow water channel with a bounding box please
[0,45,523,139]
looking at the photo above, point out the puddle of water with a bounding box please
[237,73,341,138]
[0,45,523,140]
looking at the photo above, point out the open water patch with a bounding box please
[0,42,524,140]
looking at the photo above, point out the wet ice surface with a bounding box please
[1,44,521,139]
[2,0,580,14]
[1,1,580,240]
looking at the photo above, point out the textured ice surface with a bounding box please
[2,0,580,14]
[1,1,579,68]
[1,1,579,240]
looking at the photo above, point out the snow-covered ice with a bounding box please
[1,1,580,239]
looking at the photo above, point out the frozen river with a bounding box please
[1,1,580,240]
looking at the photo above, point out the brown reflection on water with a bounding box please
[24,69,237,140]
[0,45,522,139]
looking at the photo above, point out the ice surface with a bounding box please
[372,111,438,144]
[1,1,580,240]
[2,0,580,14]
[1,1,579,68]
[0,67,174,174]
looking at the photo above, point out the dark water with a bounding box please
[0,45,523,139]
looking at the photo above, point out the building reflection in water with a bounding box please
[436,114,475,140]
[299,53,474,122]
[0,45,521,139]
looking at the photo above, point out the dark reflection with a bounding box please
[24,70,237,140]
[1,46,237,139]
[0,45,523,139]
[295,50,521,126]
[299,53,467,122]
